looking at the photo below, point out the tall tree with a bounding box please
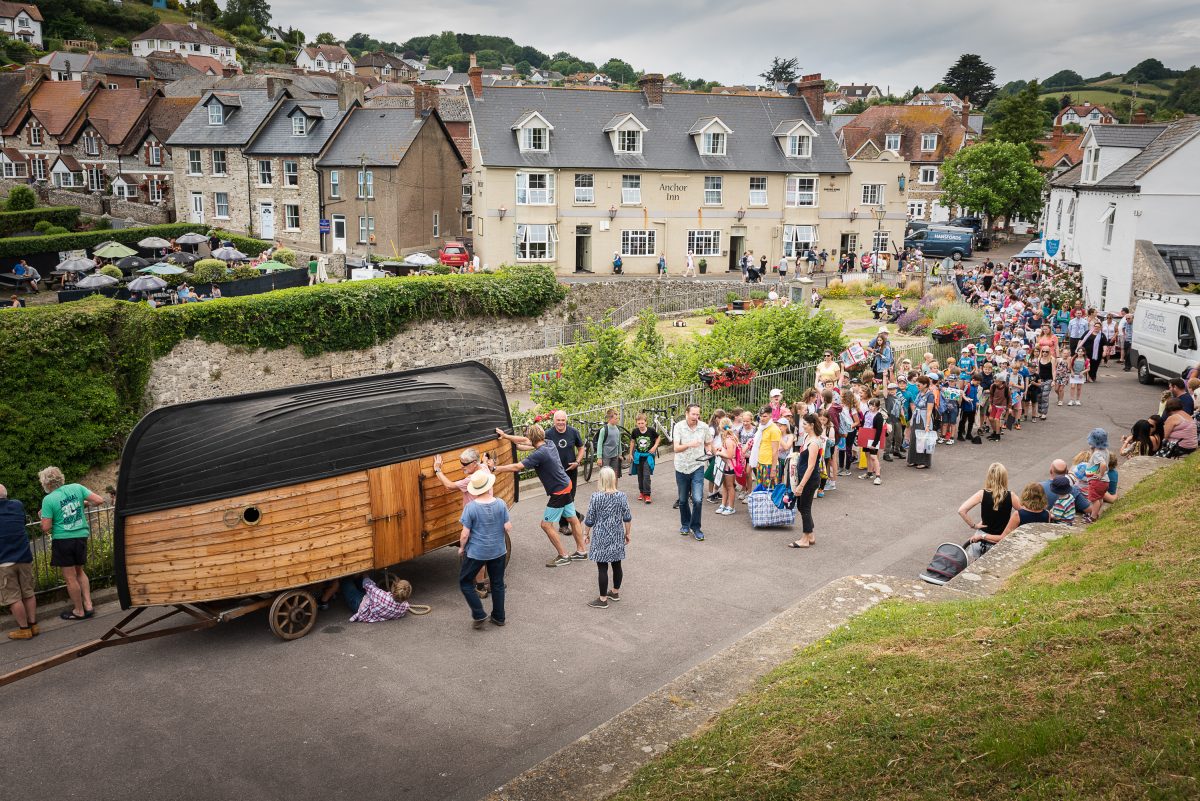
[942,53,998,106]
[1042,69,1083,89]
[195,0,221,23]
[314,32,336,45]
[990,79,1049,157]
[601,58,635,85]
[1165,66,1200,114]
[940,141,1045,231]
[222,0,270,30]
[1125,58,1169,83]
[759,56,799,84]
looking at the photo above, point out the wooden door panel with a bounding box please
[367,461,422,568]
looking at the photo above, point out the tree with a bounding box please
[1165,66,1200,114]
[1042,69,1083,89]
[942,53,998,106]
[222,0,270,30]
[268,47,285,63]
[195,0,221,22]
[1125,58,1169,84]
[939,141,1045,231]
[601,58,636,85]
[314,32,336,45]
[111,36,130,50]
[474,49,503,68]
[1041,95,1060,119]
[759,56,799,84]
[514,60,531,78]
[1059,93,1073,109]
[990,79,1049,156]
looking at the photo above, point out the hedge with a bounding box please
[0,265,566,506]
[0,206,79,236]
[0,224,271,260]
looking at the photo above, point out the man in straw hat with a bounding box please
[458,468,511,629]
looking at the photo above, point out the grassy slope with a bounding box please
[615,456,1200,800]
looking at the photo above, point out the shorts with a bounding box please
[1070,375,1085,385]
[0,562,34,606]
[1086,478,1108,504]
[863,446,878,455]
[601,456,622,477]
[50,537,88,567]
[754,464,776,483]
[941,408,959,425]
[989,405,1006,421]
[543,499,577,523]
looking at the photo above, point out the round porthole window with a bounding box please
[241,506,262,526]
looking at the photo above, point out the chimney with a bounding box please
[265,75,293,99]
[414,83,438,118]
[1051,123,1063,142]
[639,73,664,106]
[139,79,162,99]
[81,71,101,91]
[188,21,197,30]
[337,76,364,110]
[960,97,971,131]
[793,72,824,122]
[24,62,49,85]
[1132,107,1149,125]
[468,53,483,100]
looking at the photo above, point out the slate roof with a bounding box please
[356,51,407,69]
[161,73,328,100]
[840,84,879,97]
[317,106,428,167]
[87,51,154,78]
[244,98,349,155]
[1088,117,1200,190]
[134,22,232,49]
[1089,124,1166,149]
[0,71,31,128]
[0,2,41,21]
[838,105,970,163]
[1049,161,1082,188]
[468,86,849,173]
[145,53,202,81]
[364,82,413,98]
[37,51,82,73]
[302,44,352,63]
[167,87,283,146]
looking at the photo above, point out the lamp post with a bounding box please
[871,204,887,274]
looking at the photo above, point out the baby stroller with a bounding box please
[918,542,970,586]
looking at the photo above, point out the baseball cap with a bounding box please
[887,383,899,389]
[769,388,783,397]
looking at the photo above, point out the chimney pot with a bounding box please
[1132,108,1149,125]
[638,73,665,106]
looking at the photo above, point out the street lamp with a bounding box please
[871,204,887,273]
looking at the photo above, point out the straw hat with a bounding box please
[467,470,496,496]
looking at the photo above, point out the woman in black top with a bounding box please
[957,462,1022,557]
[787,414,824,549]
[1034,346,1055,420]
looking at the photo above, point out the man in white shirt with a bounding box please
[672,404,713,541]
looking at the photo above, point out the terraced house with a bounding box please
[1,71,97,185]
[465,71,914,274]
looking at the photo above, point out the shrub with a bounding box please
[33,220,54,234]
[229,266,259,281]
[190,259,228,284]
[99,265,123,279]
[212,229,272,257]
[0,207,81,236]
[41,225,70,236]
[273,247,296,266]
[5,185,36,211]
[932,302,989,335]
[111,36,129,49]
[430,264,453,275]
[0,224,204,261]
[896,308,923,333]
[94,217,111,230]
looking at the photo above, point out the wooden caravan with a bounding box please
[113,361,517,627]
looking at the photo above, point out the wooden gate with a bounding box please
[367,462,423,568]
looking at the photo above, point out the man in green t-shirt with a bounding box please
[38,466,104,621]
[307,255,319,285]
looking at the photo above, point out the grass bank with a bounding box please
[615,456,1200,800]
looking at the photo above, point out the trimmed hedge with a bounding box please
[0,224,271,260]
[0,265,566,506]
[0,206,79,236]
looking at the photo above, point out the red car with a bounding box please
[439,242,470,270]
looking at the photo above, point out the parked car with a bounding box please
[439,241,470,269]
[904,226,974,261]
[947,216,983,232]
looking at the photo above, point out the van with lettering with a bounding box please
[1131,292,1200,384]
[904,225,974,260]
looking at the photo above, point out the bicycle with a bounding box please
[644,406,681,445]
[579,419,632,483]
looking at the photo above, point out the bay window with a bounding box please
[515,223,558,260]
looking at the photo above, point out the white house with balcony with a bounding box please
[132,22,237,66]
[0,2,42,48]
[1043,118,1200,311]
[296,44,354,74]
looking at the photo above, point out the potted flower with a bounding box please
[931,322,969,343]
[705,362,756,388]
[698,258,707,274]
[749,289,768,308]
[725,291,741,311]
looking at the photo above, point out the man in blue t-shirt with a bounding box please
[457,470,511,628]
[495,424,587,567]
[1041,461,1091,524]
[1,484,37,639]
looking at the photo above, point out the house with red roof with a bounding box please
[1055,102,1116,129]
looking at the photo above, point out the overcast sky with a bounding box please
[271,0,1200,89]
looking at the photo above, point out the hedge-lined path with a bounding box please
[0,366,1158,801]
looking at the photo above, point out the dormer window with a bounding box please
[921,133,937,151]
[522,127,548,151]
[884,133,901,151]
[703,131,727,156]
[617,129,641,153]
[208,103,224,125]
[292,116,307,136]
[1083,146,1101,182]
[786,133,811,157]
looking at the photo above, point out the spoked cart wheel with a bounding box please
[269,589,318,640]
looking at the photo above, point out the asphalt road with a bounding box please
[0,366,1157,801]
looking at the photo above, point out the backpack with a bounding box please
[1049,491,1076,523]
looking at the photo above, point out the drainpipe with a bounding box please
[245,151,253,236]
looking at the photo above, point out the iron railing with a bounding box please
[25,505,116,600]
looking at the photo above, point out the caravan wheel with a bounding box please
[269,589,318,640]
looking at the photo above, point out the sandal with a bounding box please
[788,540,811,548]
[83,608,95,619]
[60,610,86,621]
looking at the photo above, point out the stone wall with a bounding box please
[109,198,173,225]
[46,188,105,215]
[145,277,746,406]
[0,182,172,222]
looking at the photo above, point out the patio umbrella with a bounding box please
[56,256,96,273]
[253,260,292,271]
[166,251,200,266]
[137,236,173,250]
[127,275,168,292]
[137,263,186,275]
[211,246,247,261]
[175,232,209,245]
[116,255,151,272]
[93,242,137,259]
[74,273,119,288]
[401,252,437,266]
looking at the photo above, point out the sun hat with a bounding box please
[887,383,899,389]
[769,388,783,397]
[467,470,496,496]
[1087,428,1109,450]
[1051,475,1072,494]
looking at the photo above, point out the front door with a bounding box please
[728,235,744,271]
[190,192,204,224]
[575,225,591,272]
[366,461,422,568]
[259,201,275,240]
[331,215,347,253]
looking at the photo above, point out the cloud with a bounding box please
[269,0,1200,89]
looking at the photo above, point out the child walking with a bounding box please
[1068,347,1088,405]
[583,467,632,610]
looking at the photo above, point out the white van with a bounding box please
[1131,292,1200,384]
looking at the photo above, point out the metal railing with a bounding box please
[25,505,116,601]
[558,338,963,435]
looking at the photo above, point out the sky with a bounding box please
[270,0,1200,90]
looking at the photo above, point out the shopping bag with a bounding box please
[858,449,868,469]
[748,490,796,528]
